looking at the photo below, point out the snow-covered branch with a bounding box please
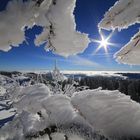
[115,30,140,65]
[99,0,140,31]
[0,0,89,56]
[99,0,140,65]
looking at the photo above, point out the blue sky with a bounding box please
[0,0,140,71]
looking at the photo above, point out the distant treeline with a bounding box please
[77,76,140,103]
[1,71,140,103]
[0,71,21,77]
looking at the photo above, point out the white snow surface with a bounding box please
[0,0,89,56]
[72,88,140,138]
[0,108,15,120]
[1,84,140,139]
[0,86,6,96]
[0,74,18,90]
[0,84,90,139]
[99,0,140,65]
[31,133,85,140]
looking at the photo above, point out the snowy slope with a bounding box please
[99,0,140,65]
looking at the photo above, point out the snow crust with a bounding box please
[0,0,89,56]
[99,0,140,65]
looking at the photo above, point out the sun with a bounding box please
[100,37,108,49]
[91,30,115,54]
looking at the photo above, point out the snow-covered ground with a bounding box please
[0,86,6,96]
[0,73,140,139]
[31,133,85,140]
[0,74,18,90]
[0,107,15,121]
[0,86,15,128]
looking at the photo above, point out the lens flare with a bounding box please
[91,30,116,54]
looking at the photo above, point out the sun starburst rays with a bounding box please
[91,30,116,54]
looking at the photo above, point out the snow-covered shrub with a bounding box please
[1,82,140,139]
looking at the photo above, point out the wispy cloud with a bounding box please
[91,52,114,57]
[68,55,99,67]
[33,54,100,67]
